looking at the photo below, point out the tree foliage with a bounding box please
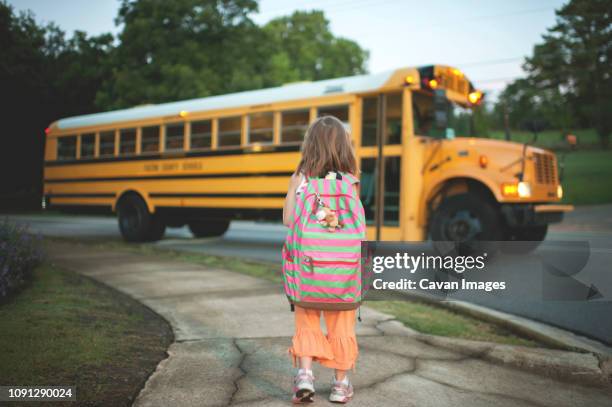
[495,0,611,146]
[95,4,369,109]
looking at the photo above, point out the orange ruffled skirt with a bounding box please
[288,306,358,371]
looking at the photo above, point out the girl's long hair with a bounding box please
[296,115,358,178]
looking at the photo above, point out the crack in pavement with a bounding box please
[228,339,248,406]
[412,364,547,407]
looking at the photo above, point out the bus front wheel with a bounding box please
[429,193,502,254]
[117,194,166,242]
[189,220,230,238]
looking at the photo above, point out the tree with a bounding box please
[0,2,114,208]
[95,0,262,109]
[262,10,368,82]
[497,0,611,147]
[95,3,369,110]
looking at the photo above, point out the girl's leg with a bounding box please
[320,309,358,372]
[323,309,357,403]
[300,356,313,370]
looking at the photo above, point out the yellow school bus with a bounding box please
[43,64,572,250]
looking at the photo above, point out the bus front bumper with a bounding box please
[500,204,574,228]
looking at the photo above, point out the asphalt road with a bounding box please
[4,209,612,345]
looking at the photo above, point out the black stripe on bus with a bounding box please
[47,193,116,198]
[44,144,302,167]
[43,171,294,184]
[149,193,286,198]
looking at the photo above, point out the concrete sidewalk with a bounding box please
[45,240,611,407]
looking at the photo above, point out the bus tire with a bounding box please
[117,194,165,242]
[189,220,230,238]
[429,193,502,255]
[501,225,548,254]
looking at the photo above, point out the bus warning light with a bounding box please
[179,110,189,118]
[44,127,50,135]
[428,79,438,89]
[468,91,483,105]
[404,75,415,85]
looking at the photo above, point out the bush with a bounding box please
[0,218,44,300]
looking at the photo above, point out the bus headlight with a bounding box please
[518,181,531,198]
[557,185,563,199]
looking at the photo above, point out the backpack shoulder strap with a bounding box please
[339,171,360,185]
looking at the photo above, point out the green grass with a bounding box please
[45,237,549,348]
[367,301,539,347]
[559,150,612,205]
[0,262,173,406]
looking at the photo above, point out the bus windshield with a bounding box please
[413,91,474,139]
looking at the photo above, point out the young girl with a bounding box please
[282,115,360,404]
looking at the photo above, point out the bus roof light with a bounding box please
[44,127,50,135]
[179,110,189,118]
[468,90,484,105]
[428,79,438,89]
[404,75,415,85]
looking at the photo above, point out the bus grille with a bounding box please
[533,152,557,184]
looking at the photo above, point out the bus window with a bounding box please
[385,92,402,145]
[99,131,115,156]
[190,120,212,150]
[218,116,242,147]
[119,129,137,155]
[384,156,401,226]
[360,158,376,224]
[318,105,348,124]
[412,92,434,136]
[281,109,309,143]
[248,112,273,144]
[166,123,185,151]
[361,97,377,146]
[141,126,160,153]
[80,133,95,158]
[57,135,77,161]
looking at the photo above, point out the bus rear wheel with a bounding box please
[188,219,230,238]
[117,194,166,242]
[501,225,548,254]
[429,193,502,255]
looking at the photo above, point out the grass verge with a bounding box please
[366,300,538,347]
[44,236,546,348]
[558,150,612,205]
[0,262,173,406]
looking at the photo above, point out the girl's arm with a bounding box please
[283,172,304,227]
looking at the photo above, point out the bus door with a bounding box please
[359,92,403,241]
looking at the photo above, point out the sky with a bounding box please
[8,0,569,100]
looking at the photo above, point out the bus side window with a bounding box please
[190,120,211,149]
[218,116,241,147]
[318,105,349,126]
[166,123,184,151]
[57,135,77,161]
[361,97,378,147]
[99,131,115,157]
[142,126,160,153]
[80,133,95,158]
[281,109,309,143]
[248,112,273,144]
[119,129,137,155]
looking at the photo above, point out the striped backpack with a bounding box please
[282,170,367,311]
